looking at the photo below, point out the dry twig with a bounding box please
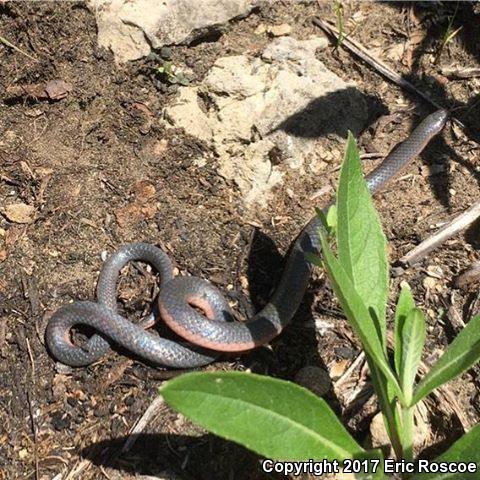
[122,395,167,452]
[0,34,37,61]
[312,17,442,109]
[334,351,365,389]
[399,199,480,267]
[441,66,480,79]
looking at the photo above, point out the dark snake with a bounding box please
[46,109,448,368]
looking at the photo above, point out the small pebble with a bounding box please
[66,397,79,408]
[267,23,292,37]
[160,47,173,60]
[334,347,357,359]
[51,412,71,431]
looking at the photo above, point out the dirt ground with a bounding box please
[1,1,480,479]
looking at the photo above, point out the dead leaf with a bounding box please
[44,79,72,100]
[115,180,157,226]
[138,202,157,219]
[132,102,153,117]
[131,180,156,201]
[3,203,36,224]
[5,78,72,102]
[114,202,157,227]
[6,83,45,98]
[114,204,139,227]
[329,359,350,380]
[0,250,6,262]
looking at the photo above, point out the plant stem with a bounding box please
[368,358,404,459]
[333,0,344,49]
[401,406,415,461]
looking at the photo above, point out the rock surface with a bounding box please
[164,36,368,208]
[88,0,268,62]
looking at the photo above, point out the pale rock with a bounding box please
[163,36,367,208]
[164,87,216,143]
[3,203,36,224]
[88,0,269,62]
[267,23,292,37]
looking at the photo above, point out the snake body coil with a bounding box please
[46,109,448,368]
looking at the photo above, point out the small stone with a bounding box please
[334,347,357,359]
[51,412,71,431]
[18,448,29,460]
[254,23,266,35]
[423,276,437,290]
[294,366,332,397]
[267,23,292,37]
[3,203,36,224]
[146,51,161,62]
[160,46,173,60]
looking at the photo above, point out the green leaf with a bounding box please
[326,204,338,234]
[315,206,330,233]
[399,308,426,403]
[410,424,480,479]
[160,371,363,461]
[394,283,416,375]
[412,314,480,405]
[337,132,388,347]
[319,230,403,402]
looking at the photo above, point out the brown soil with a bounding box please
[1,1,479,479]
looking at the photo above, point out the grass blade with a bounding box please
[412,314,480,405]
[160,371,364,461]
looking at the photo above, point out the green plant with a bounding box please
[333,0,345,49]
[436,2,462,62]
[160,134,480,478]
[155,60,190,86]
